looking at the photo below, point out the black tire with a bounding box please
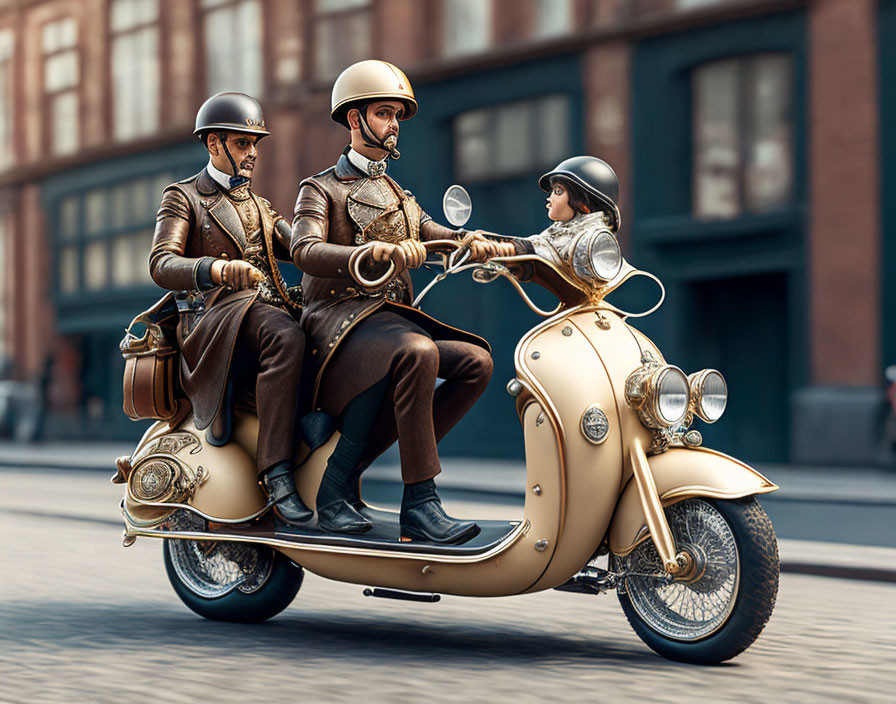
[163,539,303,623]
[615,496,779,664]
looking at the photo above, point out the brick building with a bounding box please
[0,0,888,466]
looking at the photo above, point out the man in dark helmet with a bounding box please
[292,60,504,544]
[149,91,312,527]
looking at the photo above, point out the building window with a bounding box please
[0,208,8,363]
[110,0,159,141]
[677,0,735,9]
[201,0,263,95]
[692,53,792,220]
[55,173,171,297]
[454,94,569,181]
[534,0,572,39]
[0,30,13,171]
[313,0,371,81]
[443,0,491,57]
[42,17,78,156]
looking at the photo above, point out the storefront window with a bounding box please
[693,53,792,219]
[54,173,172,297]
[202,0,263,95]
[313,0,371,80]
[454,95,569,181]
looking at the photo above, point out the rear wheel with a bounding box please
[614,496,778,664]
[162,513,302,622]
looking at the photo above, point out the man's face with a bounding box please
[207,132,259,179]
[349,100,404,156]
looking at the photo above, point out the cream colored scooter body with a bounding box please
[121,304,776,597]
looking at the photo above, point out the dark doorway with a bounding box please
[682,272,789,462]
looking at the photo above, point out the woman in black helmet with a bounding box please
[488,155,622,264]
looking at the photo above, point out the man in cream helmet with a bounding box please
[291,60,501,544]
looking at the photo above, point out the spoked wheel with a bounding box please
[162,512,303,622]
[614,497,778,664]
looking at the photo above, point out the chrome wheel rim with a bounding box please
[167,511,274,599]
[621,499,740,641]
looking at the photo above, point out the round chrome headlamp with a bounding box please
[655,366,690,426]
[689,369,727,423]
[572,228,622,283]
[625,364,691,428]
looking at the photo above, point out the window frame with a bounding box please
[198,0,266,97]
[310,0,373,82]
[452,93,571,183]
[40,16,80,157]
[691,51,794,221]
[109,0,161,142]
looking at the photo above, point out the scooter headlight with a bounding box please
[689,369,727,423]
[572,228,622,283]
[655,366,690,426]
[625,364,691,429]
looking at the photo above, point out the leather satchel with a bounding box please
[121,292,182,421]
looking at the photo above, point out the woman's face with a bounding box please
[547,182,576,222]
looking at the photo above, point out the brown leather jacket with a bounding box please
[291,153,487,405]
[149,168,295,429]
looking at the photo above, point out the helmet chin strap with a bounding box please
[356,107,401,160]
[216,132,250,189]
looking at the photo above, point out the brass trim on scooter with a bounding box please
[121,515,533,564]
[628,436,688,575]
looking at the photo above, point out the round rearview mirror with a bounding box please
[442,185,472,227]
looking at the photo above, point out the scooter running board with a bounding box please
[363,587,441,603]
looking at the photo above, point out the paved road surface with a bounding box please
[1,470,895,703]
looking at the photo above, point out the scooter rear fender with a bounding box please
[608,446,778,557]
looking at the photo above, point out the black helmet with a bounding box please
[539,156,620,231]
[193,92,270,139]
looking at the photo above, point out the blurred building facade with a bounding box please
[0,0,888,466]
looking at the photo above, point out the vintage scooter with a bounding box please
[115,186,779,664]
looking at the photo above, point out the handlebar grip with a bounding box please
[349,244,397,289]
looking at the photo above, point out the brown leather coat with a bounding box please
[149,168,294,429]
[291,154,488,407]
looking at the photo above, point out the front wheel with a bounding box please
[614,496,779,664]
[163,537,303,622]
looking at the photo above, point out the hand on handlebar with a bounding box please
[461,231,517,262]
[368,240,426,275]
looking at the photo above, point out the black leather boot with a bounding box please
[316,443,372,534]
[261,461,313,525]
[400,479,479,545]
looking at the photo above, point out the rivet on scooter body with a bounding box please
[535,539,549,551]
[532,484,542,496]
[562,326,573,336]
[506,379,522,396]
[531,351,541,359]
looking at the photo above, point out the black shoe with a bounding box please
[400,484,479,545]
[317,499,372,534]
[261,462,313,525]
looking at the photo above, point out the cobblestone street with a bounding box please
[1,469,895,703]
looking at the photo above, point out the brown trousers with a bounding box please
[230,302,305,474]
[318,312,493,483]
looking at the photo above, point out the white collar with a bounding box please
[347,148,388,177]
[206,159,245,189]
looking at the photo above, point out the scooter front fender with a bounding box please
[608,447,778,557]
